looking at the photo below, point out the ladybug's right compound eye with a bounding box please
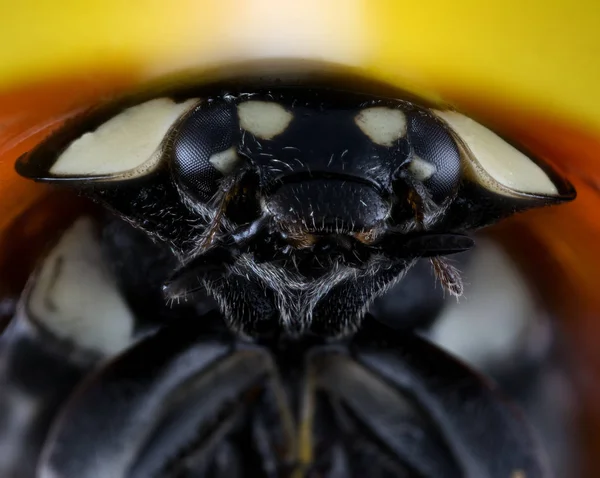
[171,100,243,203]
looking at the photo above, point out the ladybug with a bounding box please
[0,78,578,477]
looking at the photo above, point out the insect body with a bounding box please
[4,85,575,477]
[16,88,574,337]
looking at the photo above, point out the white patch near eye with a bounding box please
[354,107,407,146]
[408,156,437,181]
[434,110,558,196]
[27,217,134,356]
[50,98,199,177]
[209,146,242,174]
[238,101,293,140]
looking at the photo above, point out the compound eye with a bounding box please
[172,100,242,202]
[434,110,562,198]
[407,112,462,203]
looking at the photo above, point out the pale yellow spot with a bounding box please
[434,110,559,196]
[355,106,407,146]
[28,217,134,355]
[409,156,437,181]
[238,101,293,140]
[51,98,198,177]
[209,146,242,174]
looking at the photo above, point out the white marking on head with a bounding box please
[27,217,134,356]
[354,106,407,147]
[237,101,293,140]
[434,110,558,196]
[209,146,242,174]
[50,98,199,178]
[409,156,437,181]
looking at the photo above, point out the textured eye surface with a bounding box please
[407,112,462,202]
[172,100,241,201]
[435,110,560,197]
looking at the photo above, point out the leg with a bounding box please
[36,318,548,478]
[38,320,291,478]
[350,319,548,478]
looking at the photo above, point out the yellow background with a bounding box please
[1,0,599,129]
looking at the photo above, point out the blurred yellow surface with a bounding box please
[1,0,599,129]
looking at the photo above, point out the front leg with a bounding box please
[38,319,295,478]
[35,316,548,478]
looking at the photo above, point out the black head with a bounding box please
[16,87,575,336]
[168,90,467,235]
